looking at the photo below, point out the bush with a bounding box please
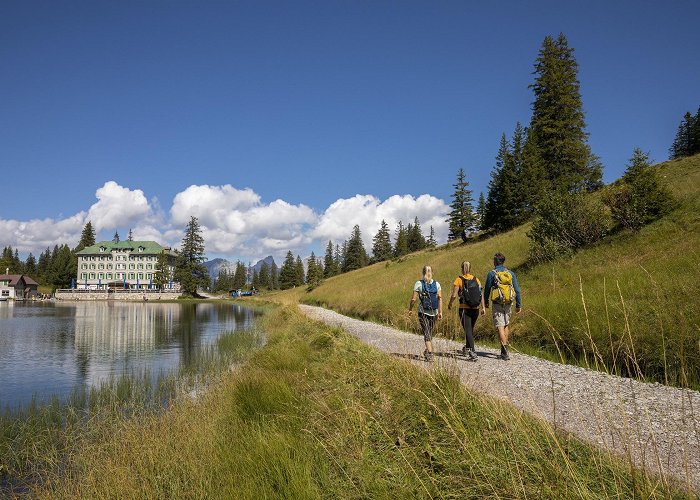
[527,192,611,263]
[603,149,674,231]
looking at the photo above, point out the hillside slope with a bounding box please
[276,153,700,388]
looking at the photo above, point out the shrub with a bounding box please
[603,149,674,231]
[527,192,611,263]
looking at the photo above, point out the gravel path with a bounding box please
[300,304,700,491]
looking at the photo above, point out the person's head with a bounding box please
[493,252,506,266]
[422,265,433,282]
[461,261,471,275]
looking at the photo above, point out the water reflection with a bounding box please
[0,301,256,409]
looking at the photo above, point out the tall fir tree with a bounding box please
[333,244,342,273]
[343,225,368,272]
[306,252,323,287]
[295,255,305,286]
[323,240,339,277]
[393,221,409,257]
[112,231,120,243]
[270,261,279,289]
[670,110,699,159]
[483,134,520,231]
[372,220,393,262]
[259,261,271,289]
[75,221,96,252]
[446,168,476,239]
[279,251,297,289]
[426,226,437,248]
[24,253,37,276]
[232,261,247,289]
[127,229,134,241]
[407,217,427,252]
[154,250,170,290]
[476,192,487,230]
[174,216,209,295]
[529,33,602,193]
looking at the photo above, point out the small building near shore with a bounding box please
[75,240,179,291]
[0,273,39,299]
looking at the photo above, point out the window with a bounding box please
[98,273,104,279]
[1,290,8,297]
[138,273,144,279]
[137,264,144,270]
[98,264,104,270]
[81,273,87,279]
[81,264,87,270]
[146,273,152,279]
[139,247,145,252]
[107,264,112,270]
[116,273,123,279]
[89,273,95,279]
[100,247,106,252]
[146,264,152,270]
[107,273,113,279]
[129,264,135,269]
[90,264,96,270]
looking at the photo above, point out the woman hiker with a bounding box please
[447,261,485,361]
[408,265,442,361]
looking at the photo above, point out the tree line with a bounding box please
[670,107,700,159]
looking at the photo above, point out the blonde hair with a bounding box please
[461,261,471,275]
[422,265,433,281]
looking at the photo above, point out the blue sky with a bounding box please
[1,1,699,262]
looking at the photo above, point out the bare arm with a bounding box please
[408,290,418,314]
[447,284,459,310]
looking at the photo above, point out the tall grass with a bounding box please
[0,325,262,495]
[281,154,700,388]
[28,306,688,498]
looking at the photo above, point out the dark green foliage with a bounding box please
[0,246,23,274]
[258,262,271,290]
[483,134,521,231]
[75,222,96,253]
[47,245,77,289]
[232,261,247,290]
[406,217,427,252]
[603,149,675,231]
[24,253,37,276]
[371,220,393,263]
[324,241,340,277]
[37,248,51,283]
[527,192,610,263]
[127,229,134,242]
[669,108,700,159]
[334,244,342,273]
[295,256,305,285]
[279,251,298,290]
[112,231,120,244]
[393,221,408,258]
[426,226,437,248]
[529,33,602,193]
[154,251,169,290]
[174,216,209,295]
[270,262,279,290]
[342,225,368,273]
[306,252,323,289]
[476,192,486,230]
[446,168,477,239]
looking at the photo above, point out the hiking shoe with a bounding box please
[499,351,511,361]
[467,349,478,362]
[424,350,433,362]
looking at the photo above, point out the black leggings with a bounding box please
[459,308,479,350]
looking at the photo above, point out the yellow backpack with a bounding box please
[490,268,515,305]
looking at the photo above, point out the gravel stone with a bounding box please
[300,304,700,491]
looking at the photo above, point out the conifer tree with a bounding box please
[112,231,120,243]
[37,248,51,283]
[174,216,209,295]
[529,33,601,193]
[484,134,520,231]
[426,226,437,248]
[154,250,169,290]
[476,192,487,230]
[24,253,37,276]
[670,110,699,159]
[323,241,339,277]
[446,168,476,239]
[127,229,134,241]
[343,225,368,272]
[520,126,547,213]
[270,261,279,289]
[407,217,427,252]
[251,269,260,289]
[333,244,342,273]
[259,261,271,290]
[232,261,247,289]
[372,220,393,262]
[393,221,408,257]
[75,221,96,252]
[295,255,305,286]
[279,251,297,289]
[306,252,323,287]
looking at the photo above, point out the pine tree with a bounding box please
[295,255,305,285]
[47,245,76,290]
[127,229,134,241]
[259,261,271,290]
[270,261,279,289]
[670,110,699,159]
[75,221,96,252]
[306,252,322,287]
[407,217,427,252]
[251,269,260,289]
[112,231,120,243]
[484,134,520,231]
[279,251,297,289]
[426,226,437,248]
[693,107,700,156]
[232,261,247,289]
[529,33,601,193]
[154,250,169,290]
[324,241,339,277]
[334,244,342,274]
[476,192,487,230]
[37,248,51,284]
[520,126,547,213]
[393,221,408,257]
[174,216,209,296]
[372,220,393,262]
[446,168,476,239]
[343,225,368,272]
[24,253,37,277]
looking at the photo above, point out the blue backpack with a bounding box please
[419,280,439,312]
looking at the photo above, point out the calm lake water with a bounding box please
[0,301,257,410]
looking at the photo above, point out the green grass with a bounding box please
[24,306,689,498]
[277,153,700,388]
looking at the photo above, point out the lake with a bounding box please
[0,301,257,410]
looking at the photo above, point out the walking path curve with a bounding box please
[300,304,700,491]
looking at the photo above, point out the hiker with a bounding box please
[408,265,442,361]
[447,261,485,361]
[483,252,521,360]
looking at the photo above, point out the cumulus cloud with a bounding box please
[1,179,450,263]
[312,194,450,248]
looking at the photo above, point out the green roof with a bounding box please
[76,240,175,255]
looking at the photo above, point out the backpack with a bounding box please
[490,268,516,305]
[460,276,481,308]
[419,280,439,313]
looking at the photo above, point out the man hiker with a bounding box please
[408,265,442,361]
[483,252,521,361]
[447,261,485,361]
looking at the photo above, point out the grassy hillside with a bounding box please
[31,306,684,498]
[277,153,700,388]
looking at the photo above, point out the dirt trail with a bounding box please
[300,304,700,491]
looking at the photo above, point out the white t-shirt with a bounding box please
[414,280,441,316]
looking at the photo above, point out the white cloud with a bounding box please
[0,180,449,264]
[312,193,450,248]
